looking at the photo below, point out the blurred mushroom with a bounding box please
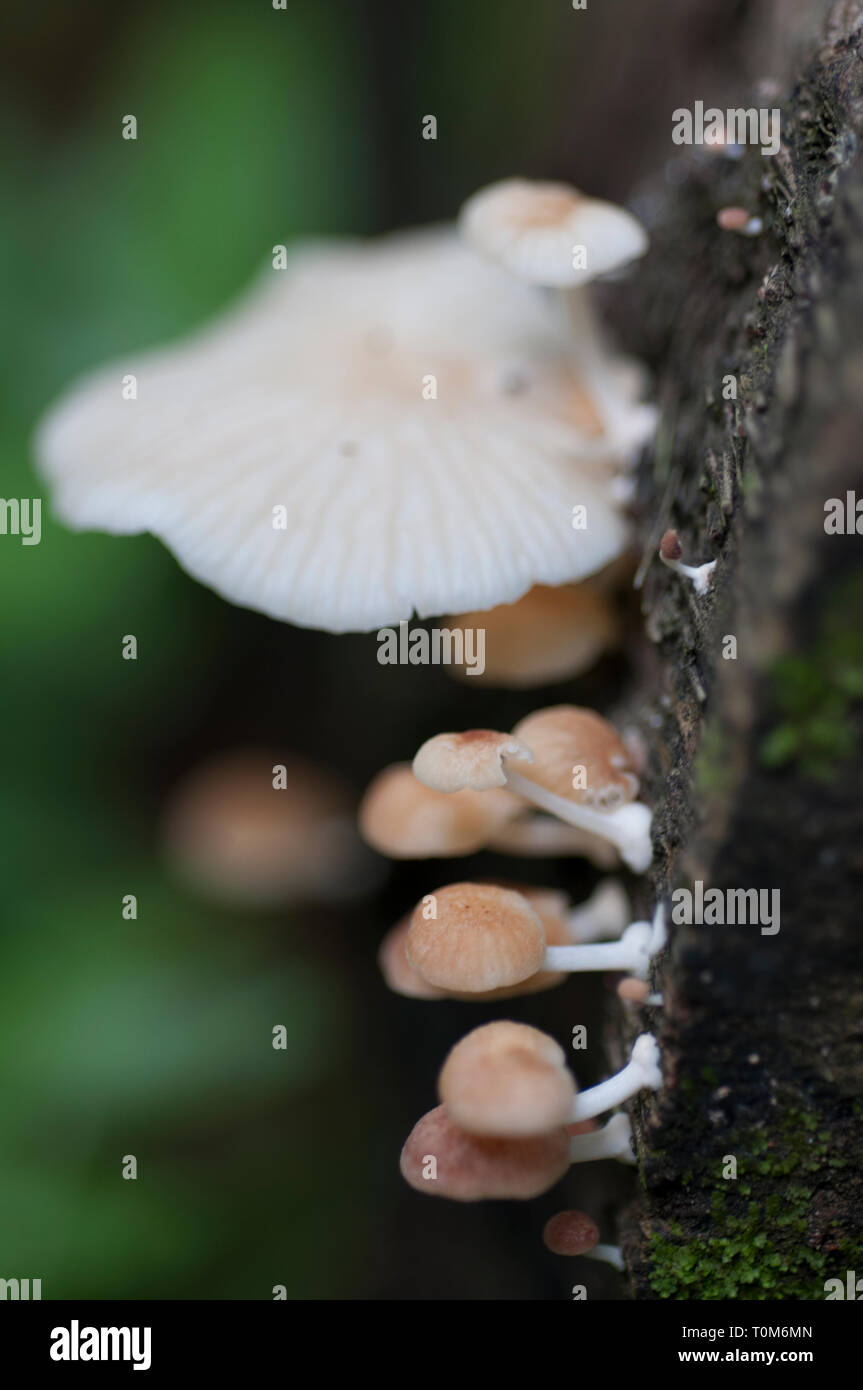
[163,749,375,907]
[459,177,656,460]
[444,583,620,688]
[459,178,648,291]
[358,762,519,858]
[399,1104,571,1201]
[37,227,634,632]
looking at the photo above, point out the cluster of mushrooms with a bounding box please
[36,174,720,1284]
[359,713,666,1268]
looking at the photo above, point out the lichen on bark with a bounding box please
[607,0,863,1298]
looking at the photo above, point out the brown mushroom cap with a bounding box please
[400,1104,571,1200]
[510,705,639,810]
[439,1021,575,1136]
[405,882,546,993]
[542,1210,601,1256]
[379,883,572,1003]
[446,584,619,689]
[412,729,532,793]
[358,763,518,858]
[377,915,446,1000]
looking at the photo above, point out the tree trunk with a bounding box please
[614,0,863,1298]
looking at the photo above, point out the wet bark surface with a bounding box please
[606,0,863,1298]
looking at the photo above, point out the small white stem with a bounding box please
[660,553,716,595]
[568,1113,634,1165]
[544,922,652,977]
[486,814,618,866]
[565,880,630,942]
[585,1244,625,1272]
[503,768,653,873]
[570,1033,662,1121]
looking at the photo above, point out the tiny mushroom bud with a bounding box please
[358,763,518,858]
[542,1210,624,1271]
[400,1104,571,1201]
[542,1209,599,1255]
[445,583,620,689]
[659,528,717,595]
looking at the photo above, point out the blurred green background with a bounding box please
[0,0,758,1299]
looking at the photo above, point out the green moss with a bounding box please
[647,1101,856,1299]
[759,573,863,781]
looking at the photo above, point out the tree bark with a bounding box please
[613,0,863,1298]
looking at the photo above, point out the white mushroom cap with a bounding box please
[36,228,633,633]
[459,179,648,289]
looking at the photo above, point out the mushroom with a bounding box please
[36,227,637,633]
[403,883,659,994]
[436,1021,661,1135]
[162,749,374,906]
[377,879,628,1002]
[542,1210,625,1271]
[377,914,446,1000]
[399,1104,571,1201]
[658,528,716,595]
[458,177,656,462]
[438,1021,575,1137]
[399,1093,652,1200]
[358,762,519,858]
[459,178,648,291]
[412,711,653,872]
[444,583,620,688]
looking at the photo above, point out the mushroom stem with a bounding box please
[565,879,629,942]
[487,814,619,867]
[568,1112,634,1165]
[659,529,716,594]
[501,767,653,872]
[585,1244,625,1272]
[544,921,652,978]
[570,1033,662,1121]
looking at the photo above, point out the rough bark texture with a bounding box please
[609,0,863,1298]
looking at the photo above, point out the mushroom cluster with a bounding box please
[35,170,667,1291]
[360,705,654,872]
